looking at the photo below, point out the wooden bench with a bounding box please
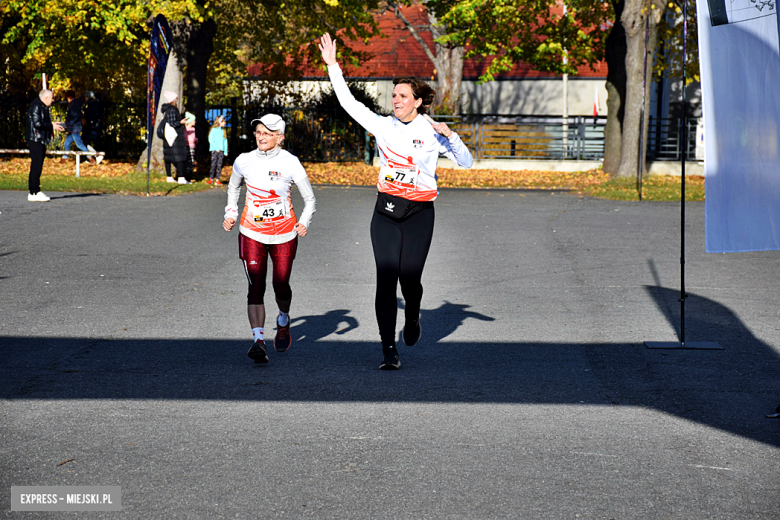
[0,149,105,178]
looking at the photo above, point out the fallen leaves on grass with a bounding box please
[0,157,704,201]
[0,157,134,178]
[303,162,376,185]
[303,162,610,190]
[585,174,705,201]
[436,167,609,189]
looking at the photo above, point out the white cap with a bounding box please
[251,114,285,134]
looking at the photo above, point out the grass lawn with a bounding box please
[0,157,704,201]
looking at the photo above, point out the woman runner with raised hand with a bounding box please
[223,114,316,363]
[318,33,474,370]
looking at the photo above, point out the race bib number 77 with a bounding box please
[382,160,419,189]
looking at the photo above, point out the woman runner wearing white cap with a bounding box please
[319,33,474,369]
[223,114,316,363]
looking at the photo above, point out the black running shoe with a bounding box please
[247,341,269,364]
[402,319,421,346]
[274,319,292,352]
[379,345,400,370]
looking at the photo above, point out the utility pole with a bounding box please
[562,1,569,158]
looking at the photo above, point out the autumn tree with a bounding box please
[440,0,694,179]
[2,0,383,167]
[440,0,610,82]
[613,0,666,178]
[0,0,200,99]
[383,0,465,114]
[165,0,383,162]
[602,0,626,174]
[653,0,698,83]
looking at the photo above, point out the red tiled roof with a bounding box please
[247,5,607,80]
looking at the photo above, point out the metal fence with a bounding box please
[439,115,607,161]
[434,114,699,162]
[204,102,372,163]
[2,95,700,164]
[646,116,699,162]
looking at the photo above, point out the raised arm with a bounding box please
[318,33,382,135]
[318,33,338,66]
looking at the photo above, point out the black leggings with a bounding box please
[370,205,435,347]
[164,160,187,180]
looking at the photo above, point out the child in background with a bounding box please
[184,112,197,178]
[208,115,228,186]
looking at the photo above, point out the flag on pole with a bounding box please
[147,14,172,136]
[145,14,172,194]
[696,0,780,252]
[593,85,599,118]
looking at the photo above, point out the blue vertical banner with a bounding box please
[697,0,780,252]
[148,14,172,139]
[146,14,172,193]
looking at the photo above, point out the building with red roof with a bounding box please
[246,4,609,116]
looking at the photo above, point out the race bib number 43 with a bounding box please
[382,160,419,189]
[251,197,286,222]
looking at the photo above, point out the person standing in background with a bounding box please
[207,115,228,186]
[184,112,197,180]
[26,89,64,202]
[159,91,189,184]
[61,90,94,164]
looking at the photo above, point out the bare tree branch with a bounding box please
[386,1,440,68]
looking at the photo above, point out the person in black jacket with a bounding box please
[160,91,190,184]
[62,90,94,164]
[26,89,64,202]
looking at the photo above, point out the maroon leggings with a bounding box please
[239,234,298,305]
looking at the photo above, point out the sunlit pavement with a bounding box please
[1,186,778,518]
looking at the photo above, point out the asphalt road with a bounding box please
[1,185,779,519]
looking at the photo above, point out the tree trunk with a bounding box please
[640,20,659,174]
[183,19,217,164]
[134,49,184,172]
[389,2,465,114]
[615,0,665,178]
[429,12,464,114]
[602,0,626,175]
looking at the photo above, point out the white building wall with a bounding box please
[372,78,609,116]
[244,77,701,118]
[459,78,609,116]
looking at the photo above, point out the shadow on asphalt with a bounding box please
[1,288,778,448]
[53,193,104,200]
[398,299,496,346]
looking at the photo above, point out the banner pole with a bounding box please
[637,15,649,200]
[680,0,687,344]
[644,0,721,350]
[146,21,152,197]
[146,62,151,197]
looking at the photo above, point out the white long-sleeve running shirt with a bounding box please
[327,64,473,201]
[224,147,316,245]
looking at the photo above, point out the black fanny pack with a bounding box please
[375,191,433,220]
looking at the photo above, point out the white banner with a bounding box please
[697,0,780,252]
